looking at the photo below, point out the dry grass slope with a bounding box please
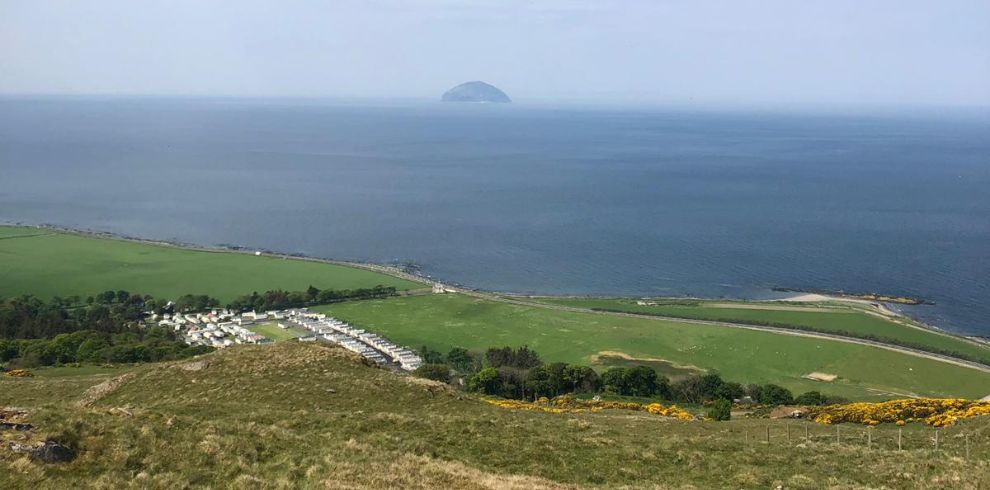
[2,343,989,489]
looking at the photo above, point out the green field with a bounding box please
[3,343,987,489]
[247,323,306,342]
[0,225,421,302]
[320,294,990,400]
[526,297,990,364]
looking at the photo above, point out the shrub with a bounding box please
[467,367,501,394]
[794,391,827,406]
[758,384,793,406]
[708,399,731,421]
[413,363,451,383]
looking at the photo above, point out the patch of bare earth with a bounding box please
[802,372,837,383]
[589,351,704,374]
[321,452,578,490]
[75,373,136,407]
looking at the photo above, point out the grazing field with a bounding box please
[2,343,987,489]
[0,225,421,302]
[321,294,990,400]
[528,297,990,364]
[247,323,306,342]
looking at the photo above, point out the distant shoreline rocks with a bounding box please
[441,81,511,103]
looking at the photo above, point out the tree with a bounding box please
[708,399,731,421]
[484,346,542,369]
[758,384,793,406]
[467,367,501,394]
[698,373,724,399]
[445,347,476,373]
[714,381,745,401]
[624,365,659,397]
[413,363,451,383]
[418,345,444,364]
[564,364,601,393]
[602,367,629,395]
[794,391,827,406]
[602,366,660,397]
[671,376,706,403]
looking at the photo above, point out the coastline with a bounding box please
[1,221,978,343]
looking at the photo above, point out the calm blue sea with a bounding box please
[1,97,988,336]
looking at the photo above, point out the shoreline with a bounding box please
[2,221,982,343]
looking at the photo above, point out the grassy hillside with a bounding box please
[528,297,990,364]
[321,294,990,400]
[0,226,421,302]
[2,343,987,489]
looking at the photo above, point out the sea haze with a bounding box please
[1,97,988,336]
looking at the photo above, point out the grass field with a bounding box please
[0,225,421,302]
[2,343,987,489]
[527,297,990,364]
[247,323,306,342]
[320,294,990,400]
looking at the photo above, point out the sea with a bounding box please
[1,97,988,336]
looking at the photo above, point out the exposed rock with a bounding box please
[76,373,136,407]
[30,441,75,463]
[441,81,511,103]
[176,360,210,371]
[108,407,133,417]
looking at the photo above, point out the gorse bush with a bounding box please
[809,398,990,427]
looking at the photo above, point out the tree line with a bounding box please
[0,328,212,368]
[413,345,842,411]
[226,285,397,312]
[0,292,211,368]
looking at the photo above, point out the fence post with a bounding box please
[898,428,902,450]
[934,429,939,451]
[966,434,970,459]
[805,424,809,442]
[745,430,749,446]
[867,427,872,449]
[766,425,770,444]
[787,424,790,443]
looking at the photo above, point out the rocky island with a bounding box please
[441,81,511,103]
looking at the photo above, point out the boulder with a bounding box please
[31,441,75,463]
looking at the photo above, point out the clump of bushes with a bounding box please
[708,399,731,421]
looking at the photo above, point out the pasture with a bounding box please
[0,226,421,302]
[321,294,990,400]
[529,297,990,364]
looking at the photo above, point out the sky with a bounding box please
[1,0,988,107]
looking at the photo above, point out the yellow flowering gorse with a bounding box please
[481,394,695,421]
[808,398,990,427]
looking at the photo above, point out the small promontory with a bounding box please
[441,81,511,103]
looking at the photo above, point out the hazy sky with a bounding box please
[2,0,988,106]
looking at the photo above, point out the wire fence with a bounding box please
[735,423,982,458]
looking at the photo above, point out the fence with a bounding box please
[735,422,981,459]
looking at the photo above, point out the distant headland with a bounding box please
[441,81,511,103]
